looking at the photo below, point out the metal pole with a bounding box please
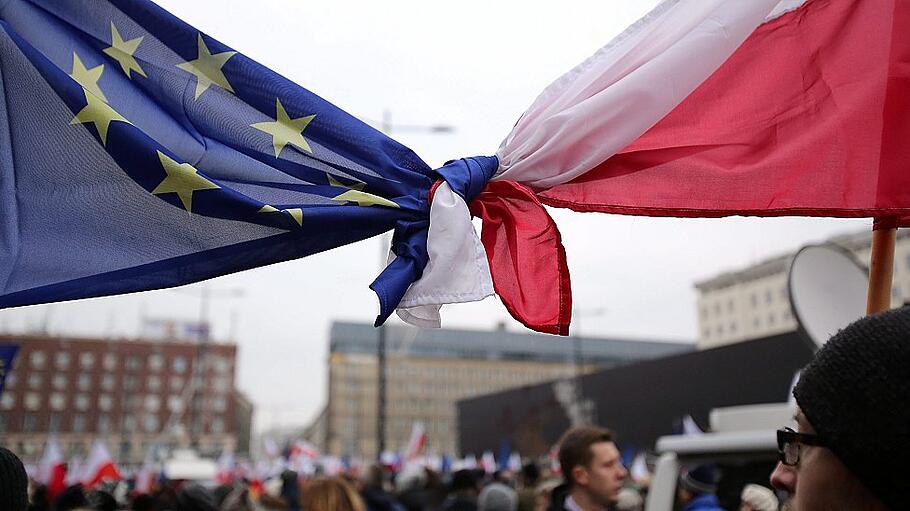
[377,325,387,460]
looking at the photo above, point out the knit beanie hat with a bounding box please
[793,306,910,510]
[478,482,517,511]
[679,464,718,495]
[0,447,28,511]
[739,484,777,511]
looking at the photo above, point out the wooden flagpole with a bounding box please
[866,224,897,315]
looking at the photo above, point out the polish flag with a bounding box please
[404,422,427,461]
[480,451,497,474]
[405,0,910,335]
[215,447,236,485]
[134,449,158,494]
[82,440,122,488]
[37,437,67,501]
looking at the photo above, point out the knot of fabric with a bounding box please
[434,156,499,204]
[369,155,498,327]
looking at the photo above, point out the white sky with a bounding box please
[0,1,870,433]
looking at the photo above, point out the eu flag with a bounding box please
[0,0,494,322]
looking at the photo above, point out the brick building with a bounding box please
[0,333,251,464]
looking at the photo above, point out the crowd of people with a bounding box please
[2,303,908,511]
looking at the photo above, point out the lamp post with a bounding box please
[375,111,454,461]
[572,307,606,425]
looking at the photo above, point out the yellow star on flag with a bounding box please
[328,175,399,208]
[70,90,130,146]
[69,52,106,102]
[176,34,237,99]
[251,99,315,157]
[259,204,304,227]
[102,22,147,79]
[152,151,220,213]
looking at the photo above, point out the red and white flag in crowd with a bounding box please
[65,456,83,487]
[134,448,158,494]
[401,0,910,334]
[480,451,497,474]
[215,447,236,485]
[404,422,427,462]
[37,436,66,501]
[82,440,122,488]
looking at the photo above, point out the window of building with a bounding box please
[893,286,902,301]
[144,395,160,413]
[211,417,224,434]
[780,286,789,299]
[713,302,721,315]
[55,352,70,370]
[753,317,761,329]
[98,395,112,412]
[1,392,14,410]
[77,374,92,391]
[97,415,110,433]
[729,322,737,333]
[214,357,231,374]
[148,376,162,392]
[750,293,758,307]
[75,394,90,411]
[210,397,227,412]
[50,393,66,411]
[167,396,184,413]
[143,415,159,433]
[101,374,115,391]
[170,376,184,392]
[30,351,46,369]
[213,377,230,394]
[126,356,142,371]
[24,392,40,410]
[48,414,61,432]
[727,299,734,312]
[124,376,139,391]
[73,415,86,433]
[172,356,187,374]
[148,353,164,371]
[52,374,67,390]
[79,352,95,370]
[716,324,724,336]
[103,354,118,370]
[27,373,42,389]
[765,290,773,304]
[122,415,136,432]
[768,313,776,326]
[23,413,36,431]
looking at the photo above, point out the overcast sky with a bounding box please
[0,1,870,433]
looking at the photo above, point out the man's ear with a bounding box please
[572,465,588,486]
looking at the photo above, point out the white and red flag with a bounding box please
[82,440,122,488]
[134,448,158,494]
[404,422,427,462]
[401,0,910,334]
[37,436,67,501]
[214,447,236,485]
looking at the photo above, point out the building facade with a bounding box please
[696,229,910,348]
[322,322,692,458]
[0,334,246,464]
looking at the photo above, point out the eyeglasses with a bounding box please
[777,427,829,466]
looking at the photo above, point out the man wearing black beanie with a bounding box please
[770,306,910,510]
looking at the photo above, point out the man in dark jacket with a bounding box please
[548,426,627,511]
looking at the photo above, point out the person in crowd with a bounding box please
[614,487,643,511]
[279,469,301,511]
[515,463,540,511]
[548,426,627,511]
[396,464,432,511]
[675,465,723,511]
[0,447,29,511]
[437,469,479,511]
[302,476,366,511]
[770,306,909,510]
[175,483,218,511]
[478,481,517,511]
[738,484,777,511]
[532,480,559,511]
[359,464,405,511]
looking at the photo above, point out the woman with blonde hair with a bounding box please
[301,476,365,511]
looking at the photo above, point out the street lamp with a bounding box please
[375,111,455,461]
[572,307,606,425]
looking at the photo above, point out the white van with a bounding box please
[644,403,794,511]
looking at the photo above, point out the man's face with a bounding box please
[770,410,882,511]
[572,441,627,507]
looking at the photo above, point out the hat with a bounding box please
[793,306,910,510]
[740,484,777,511]
[478,482,517,511]
[679,464,718,495]
[0,447,28,511]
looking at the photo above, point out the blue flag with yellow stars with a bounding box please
[0,0,497,324]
